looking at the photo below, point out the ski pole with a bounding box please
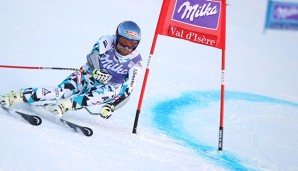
[84,107,101,115]
[1,65,108,116]
[0,64,81,72]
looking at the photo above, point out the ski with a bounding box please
[0,105,42,126]
[59,118,93,137]
[30,105,93,137]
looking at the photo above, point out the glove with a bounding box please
[92,69,111,84]
[99,103,115,119]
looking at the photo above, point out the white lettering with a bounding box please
[275,6,298,19]
[170,26,184,37]
[101,54,128,74]
[178,1,218,21]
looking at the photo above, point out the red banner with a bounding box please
[156,0,226,49]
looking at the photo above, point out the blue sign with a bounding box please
[265,0,298,30]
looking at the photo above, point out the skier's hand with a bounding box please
[92,69,111,84]
[99,103,115,119]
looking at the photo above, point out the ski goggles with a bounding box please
[117,36,139,49]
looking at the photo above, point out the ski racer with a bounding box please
[0,20,142,119]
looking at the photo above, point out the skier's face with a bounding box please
[116,36,138,56]
[116,43,133,56]
[118,36,139,49]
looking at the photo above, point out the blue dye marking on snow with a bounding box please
[152,91,298,170]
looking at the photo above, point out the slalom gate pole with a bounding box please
[0,65,81,72]
[218,49,225,152]
[132,34,158,134]
[132,0,170,134]
[218,0,227,152]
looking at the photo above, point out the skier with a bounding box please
[0,20,142,119]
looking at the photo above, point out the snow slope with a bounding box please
[0,0,298,170]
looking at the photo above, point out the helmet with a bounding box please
[116,21,141,51]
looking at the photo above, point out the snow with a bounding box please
[1,0,298,170]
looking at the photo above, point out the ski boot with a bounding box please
[44,98,74,117]
[0,90,24,108]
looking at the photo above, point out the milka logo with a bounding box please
[274,6,298,19]
[177,1,219,21]
[173,0,221,29]
[101,54,128,74]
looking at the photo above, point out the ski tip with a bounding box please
[81,127,93,137]
[30,116,42,126]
